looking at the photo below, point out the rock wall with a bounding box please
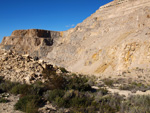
[45,0,150,77]
[0,49,61,84]
[1,29,63,57]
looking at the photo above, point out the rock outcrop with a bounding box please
[0,49,59,84]
[46,0,150,76]
[1,0,150,77]
[1,29,62,57]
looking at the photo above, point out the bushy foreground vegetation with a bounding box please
[119,82,150,92]
[0,97,9,103]
[0,68,150,113]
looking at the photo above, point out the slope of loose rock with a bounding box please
[0,49,55,84]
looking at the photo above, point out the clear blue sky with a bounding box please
[0,0,113,42]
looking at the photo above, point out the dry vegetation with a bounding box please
[0,67,150,113]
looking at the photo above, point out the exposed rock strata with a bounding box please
[46,0,150,76]
[1,29,62,57]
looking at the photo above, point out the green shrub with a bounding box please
[103,79,114,87]
[15,95,43,113]
[70,96,92,108]
[99,88,108,95]
[10,84,31,95]
[0,80,46,96]
[54,97,66,107]
[44,89,94,108]
[42,67,67,89]
[28,81,47,96]
[45,89,65,102]
[70,106,98,113]
[49,75,67,89]
[0,97,9,103]
[121,95,150,113]
[59,67,68,73]
[98,94,124,113]
[0,76,4,83]
[5,71,150,113]
[0,81,18,92]
[119,82,148,92]
[67,75,92,91]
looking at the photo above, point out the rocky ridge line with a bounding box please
[0,29,63,58]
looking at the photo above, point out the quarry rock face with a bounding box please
[46,0,150,76]
[1,0,150,77]
[1,29,62,57]
[0,49,61,84]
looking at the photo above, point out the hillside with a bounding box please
[1,0,150,112]
[46,0,150,77]
[1,0,150,78]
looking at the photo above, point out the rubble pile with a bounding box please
[0,49,51,84]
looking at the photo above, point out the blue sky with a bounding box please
[0,0,113,42]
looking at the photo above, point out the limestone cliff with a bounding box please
[46,0,150,76]
[1,29,62,57]
[1,0,150,77]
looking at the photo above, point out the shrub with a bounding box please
[45,89,65,102]
[0,97,9,103]
[10,84,31,95]
[0,80,46,96]
[59,67,68,73]
[27,81,47,96]
[0,89,3,94]
[54,97,66,107]
[70,96,92,108]
[121,95,150,113]
[42,67,67,89]
[0,81,18,92]
[15,95,44,113]
[98,93,124,113]
[96,88,108,96]
[67,75,92,91]
[103,79,114,87]
[49,75,67,89]
[0,76,4,83]
[44,89,94,108]
[119,82,148,92]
